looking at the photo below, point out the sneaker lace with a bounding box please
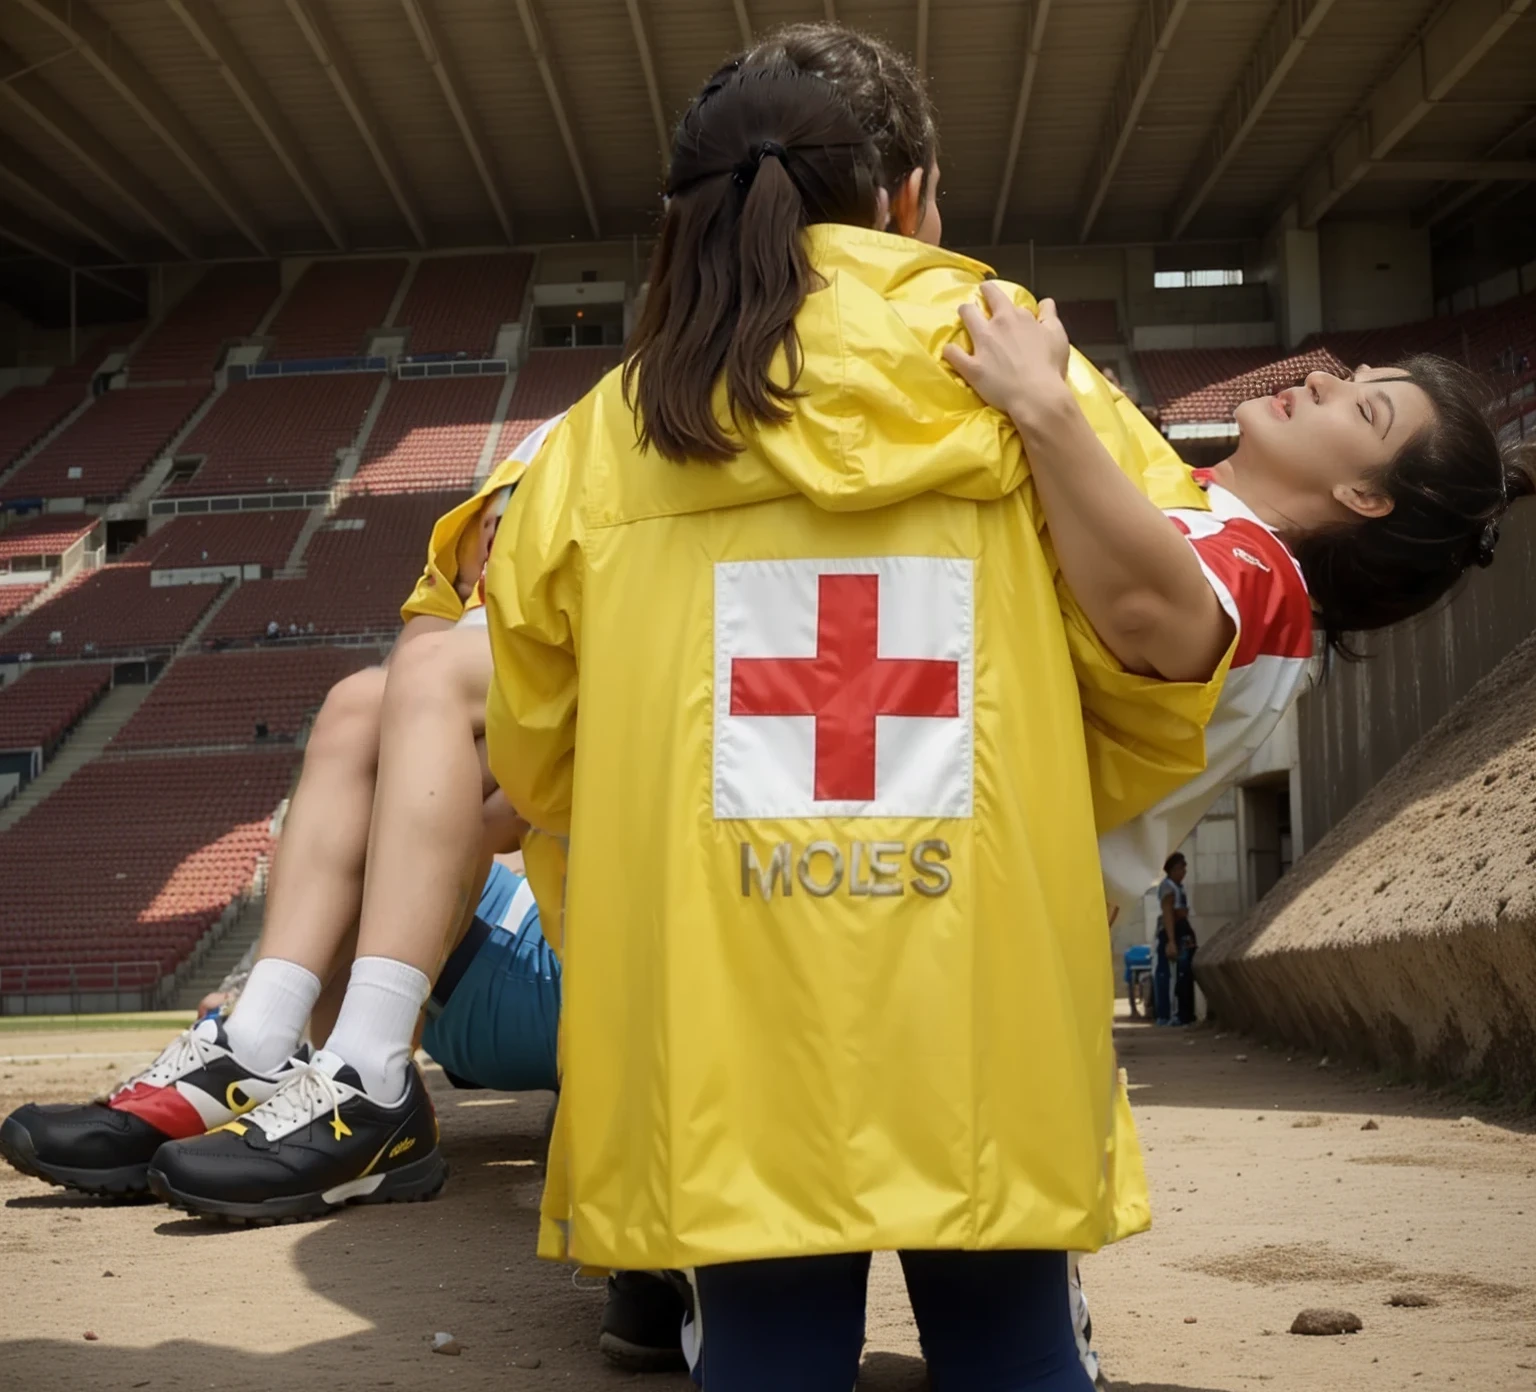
[248,1060,347,1140]
[110,1025,221,1098]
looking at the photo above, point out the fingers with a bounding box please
[980,279,1013,315]
[1037,297,1059,328]
[941,340,975,376]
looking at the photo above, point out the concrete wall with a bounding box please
[1199,634,1536,1097]
[1297,504,1536,845]
[1318,219,1434,333]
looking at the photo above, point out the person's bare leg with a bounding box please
[257,666,387,972]
[322,627,497,1098]
[356,627,495,974]
[222,667,386,1072]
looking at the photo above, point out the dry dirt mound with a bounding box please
[1199,632,1536,1095]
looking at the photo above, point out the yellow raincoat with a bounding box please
[399,417,563,625]
[484,225,1218,1272]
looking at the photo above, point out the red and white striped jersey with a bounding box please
[1099,475,1314,915]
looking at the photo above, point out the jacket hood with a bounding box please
[728,224,1032,513]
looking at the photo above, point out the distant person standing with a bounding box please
[1154,853,1193,1025]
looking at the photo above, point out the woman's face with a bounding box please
[1230,366,1436,526]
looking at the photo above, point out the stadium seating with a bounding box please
[166,375,378,496]
[496,347,620,452]
[0,566,222,660]
[202,491,461,644]
[1136,347,1349,424]
[398,254,534,356]
[0,384,85,472]
[267,259,408,360]
[0,750,297,984]
[349,377,503,493]
[0,663,112,752]
[54,322,145,384]
[0,584,43,623]
[111,648,375,751]
[126,511,307,572]
[0,513,97,569]
[0,385,209,503]
[129,264,281,382]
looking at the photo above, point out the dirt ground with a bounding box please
[2,1011,1534,1392]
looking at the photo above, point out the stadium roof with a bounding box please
[1,0,1534,303]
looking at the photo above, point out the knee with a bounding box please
[384,628,489,721]
[306,667,386,766]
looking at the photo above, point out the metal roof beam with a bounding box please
[1077,0,1192,242]
[1295,0,1534,228]
[0,202,143,301]
[167,0,346,251]
[989,0,1053,245]
[1167,0,1338,240]
[0,132,136,261]
[732,1,753,47]
[16,0,270,255]
[285,0,428,248]
[400,0,514,244]
[624,0,671,171]
[1418,108,1536,226]
[0,43,199,259]
[1369,158,1536,180]
[513,0,601,240]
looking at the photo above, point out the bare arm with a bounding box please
[944,286,1232,683]
[1161,891,1179,958]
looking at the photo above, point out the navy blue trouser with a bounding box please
[694,1249,1093,1392]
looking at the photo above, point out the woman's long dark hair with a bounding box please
[1288,354,1535,654]
[624,27,937,464]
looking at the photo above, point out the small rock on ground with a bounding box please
[431,1332,462,1356]
[1387,1292,1436,1308]
[1362,1119,1380,1131]
[1291,1309,1362,1336]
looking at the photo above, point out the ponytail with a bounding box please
[625,35,935,465]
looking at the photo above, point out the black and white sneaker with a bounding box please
[0,1018,307,1199]
[146,1049,445,1224]
[598,1270,689,1372]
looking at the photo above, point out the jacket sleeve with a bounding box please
[1039,324,1228,834]
[481,413,586,842]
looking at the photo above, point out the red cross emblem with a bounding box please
[729,573,960,802]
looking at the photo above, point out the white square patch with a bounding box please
[713,556,974,820]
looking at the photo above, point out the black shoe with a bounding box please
[599,1270,689,1373]
[147,1050,446,1225]
[0,1019,307,1199]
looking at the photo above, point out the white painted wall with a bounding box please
[1319,219,1433,333]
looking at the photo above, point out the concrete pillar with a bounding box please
[1275,225,1321,348]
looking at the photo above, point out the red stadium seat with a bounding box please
[130,265,281,382]
[111,648,375,751]
[0,663,112,751]
[0,566,221,660]
[495,347,620,453]
[350,377,504,493]
[267,260,408,360]
[166,376,379,496]
[397,254,535,357]
[1,386,210,503]
[125,512,307,572]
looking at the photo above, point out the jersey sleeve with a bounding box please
[1170,514,1313,669]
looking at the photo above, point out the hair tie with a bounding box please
[733,140,789,187]
[1475,518,1500,569]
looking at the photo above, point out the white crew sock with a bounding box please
[322,956,432,1102]
[224,957,322,1075]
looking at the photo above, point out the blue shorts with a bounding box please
[420,864,561,1093]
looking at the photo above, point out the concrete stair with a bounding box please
[173,892,264,1010]
[0,681,156,834]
